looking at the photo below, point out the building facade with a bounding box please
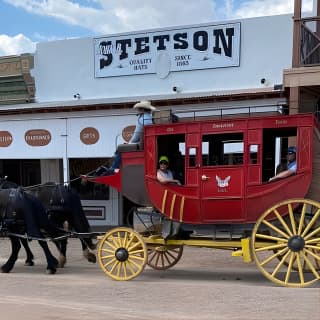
[0,14,293,228]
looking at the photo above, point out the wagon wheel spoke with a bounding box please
[251,199,320,287]
[304,247,320,270]
[147,245,184,270]
[98,227,147,280]
[259,247,289,267]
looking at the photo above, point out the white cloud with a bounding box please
[94,0,216,33]
[4,0,216,35]
[1,0,315,56]
[0,34,36,56]
[4,0,315,36]
[233,0,313,19]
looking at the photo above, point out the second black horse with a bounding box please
[0,178,97,268]
[0,187,60,273]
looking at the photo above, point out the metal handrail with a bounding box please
[154,102,289,123]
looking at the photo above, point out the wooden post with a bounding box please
[289,87,300,115]
[317,0,320,36]
[292,0,302,67]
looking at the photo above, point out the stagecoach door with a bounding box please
[198,129,245,222]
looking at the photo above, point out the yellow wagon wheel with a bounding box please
[98,227,147,281]
[252,198,320,288]
[147,245,183,270]
[275,209,320,272]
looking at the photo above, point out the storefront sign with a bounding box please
[80,127,100,145]
[94,22,240,78]
[122,125,135,142]
[25,129,51,146]
[0,131,13,147]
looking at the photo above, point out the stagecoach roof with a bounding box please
[0,87,285,116]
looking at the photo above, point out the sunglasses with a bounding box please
[159,161,168,165]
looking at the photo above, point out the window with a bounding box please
[157,134,185,185]
[262,127,297,182]
[249,144,259,164]
[202,133,244,166]
[188,147,197,167]
[69,158,110,200]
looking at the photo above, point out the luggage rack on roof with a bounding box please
[153,102,289,124]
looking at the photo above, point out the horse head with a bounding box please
[0,176,19,189]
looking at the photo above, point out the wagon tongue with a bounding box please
[80,172,122,192]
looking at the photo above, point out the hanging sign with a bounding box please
[80,127,100,145]
[25,129,51,147]
[94,22,240,78]
[122,125,135,142]
[0,131,13,147]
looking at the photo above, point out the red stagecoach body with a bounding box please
[91,110,320,286]
[92,112,318,225]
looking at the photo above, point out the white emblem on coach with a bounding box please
[216,175,231,187]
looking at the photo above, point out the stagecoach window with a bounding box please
[202,133,244,166]
[262,127,297,182]
[157,134,186,184]
[249,145,258,164]
[188,147,197,167]
[179,142,186,155]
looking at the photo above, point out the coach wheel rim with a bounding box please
[147,245,183,270]
[251,198,320,288]
[98,227,147,281]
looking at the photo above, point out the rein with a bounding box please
[1,229,101,242]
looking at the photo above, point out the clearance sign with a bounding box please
[94,22,240,78]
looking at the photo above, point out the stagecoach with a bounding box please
[84,106,320,287]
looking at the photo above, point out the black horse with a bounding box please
[0,188,60,274]
[0,178,97,268]
[30,182,97,266]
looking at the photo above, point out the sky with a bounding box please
[0,0,314,56]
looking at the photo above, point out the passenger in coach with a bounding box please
[269,146,297,182]
[157,156,181,185]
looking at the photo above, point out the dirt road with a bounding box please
[0,238,319,320]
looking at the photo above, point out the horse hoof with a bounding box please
[24,261,34,266]
[1,267,10,273]
[87,252,97,263]
[46,268,57,275]
[57,255,67,268]
[83,249,96,263]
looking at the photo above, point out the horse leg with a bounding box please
[54,239,67,268]
[1,236,21,273]
[85,237,97,251]
[20,238,35,266]
[37,240,59,274]
[81,239,96,263]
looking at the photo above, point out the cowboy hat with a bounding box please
[133,100,157,112]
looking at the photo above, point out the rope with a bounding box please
[3,230,103,242]
[1,158,110,188]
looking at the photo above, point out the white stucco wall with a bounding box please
[33,14,293,103]
[0,111,136,159]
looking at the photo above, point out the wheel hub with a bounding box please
[115,248,129,261]
[288,235,305,252]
